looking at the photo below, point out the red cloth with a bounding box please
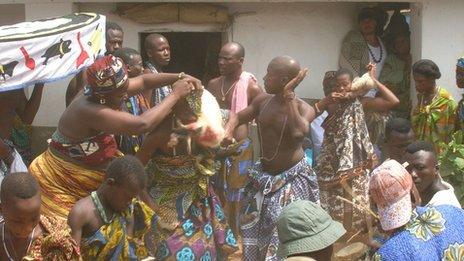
[50,133,119,166]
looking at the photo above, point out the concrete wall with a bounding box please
[0,4,24,26]
[81,2,359,98]
[416,0,464,101]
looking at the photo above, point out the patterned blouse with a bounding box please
[374,205,464,260]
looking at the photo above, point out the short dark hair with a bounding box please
[1,172,39,202]
[335,68,353,81]
[113,47,140,65]
[385,117,412,138]
[358,7,377,23]
[106,156,146,188]
[405,141,435,155]
[106,21,123,34]
[413,59,441,79]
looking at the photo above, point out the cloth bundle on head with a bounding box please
[370,160,413,231]
[457,56,464,68]
[85,55,128,97]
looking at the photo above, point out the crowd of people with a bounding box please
[0,6,464,261]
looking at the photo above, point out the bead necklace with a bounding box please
[367,41,383,63]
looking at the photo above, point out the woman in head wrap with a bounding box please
[411,59,456,153]
[29,55,202,219]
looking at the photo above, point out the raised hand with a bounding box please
[283,68,309,96]
[366,63,377,80]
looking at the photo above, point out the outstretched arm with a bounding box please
[361,64,400,112]
[86,80,192,135]
[223,94,266,143]
[127,73,202,96]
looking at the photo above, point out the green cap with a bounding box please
[277,200,346,258]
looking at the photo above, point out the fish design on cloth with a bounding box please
[0,13,106,92]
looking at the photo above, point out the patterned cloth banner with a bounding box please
[0,13,106,92]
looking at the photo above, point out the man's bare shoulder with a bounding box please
[296,97,312,109]
[247,78,263,100]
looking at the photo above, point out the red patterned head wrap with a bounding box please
[85,55,128,96]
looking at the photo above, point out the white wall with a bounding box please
[226,3,358,98]
[79,2,359,99]
[416,0,464,101]
[0,4,24,26]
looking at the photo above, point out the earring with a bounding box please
[99,98,106,104]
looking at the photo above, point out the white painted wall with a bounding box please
[226,3,358,98]
[416,0,464,101]
[0,4,24,26]
[79,2,359,99]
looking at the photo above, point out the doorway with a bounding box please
[140,32,223,84]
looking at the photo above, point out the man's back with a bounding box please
[374,205,464,260]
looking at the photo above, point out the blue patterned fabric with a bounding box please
[241,156,320,261]
[374,205,464,261]
[145,61,172,106]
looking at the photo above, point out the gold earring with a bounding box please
[99,98,106,104]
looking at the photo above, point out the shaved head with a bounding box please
[264,55,301,94]
[220,42,245,59]
[269,56,300,79]
[144,33,168,51]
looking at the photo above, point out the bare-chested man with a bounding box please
[144,33,172,107]
[207,42,262,236]
[65,22,124,106]
[224,56,323,260]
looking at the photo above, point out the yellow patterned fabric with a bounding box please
[29,149,106,219]
[412,87,457,153]
[81,200,154,260]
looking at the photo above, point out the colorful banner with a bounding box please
[0,13,106,92]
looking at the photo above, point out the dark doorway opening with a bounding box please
[140,32,222,84]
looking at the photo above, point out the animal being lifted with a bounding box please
[171,89,225,153]
[42,38,72,65]
[0,61,18,81]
